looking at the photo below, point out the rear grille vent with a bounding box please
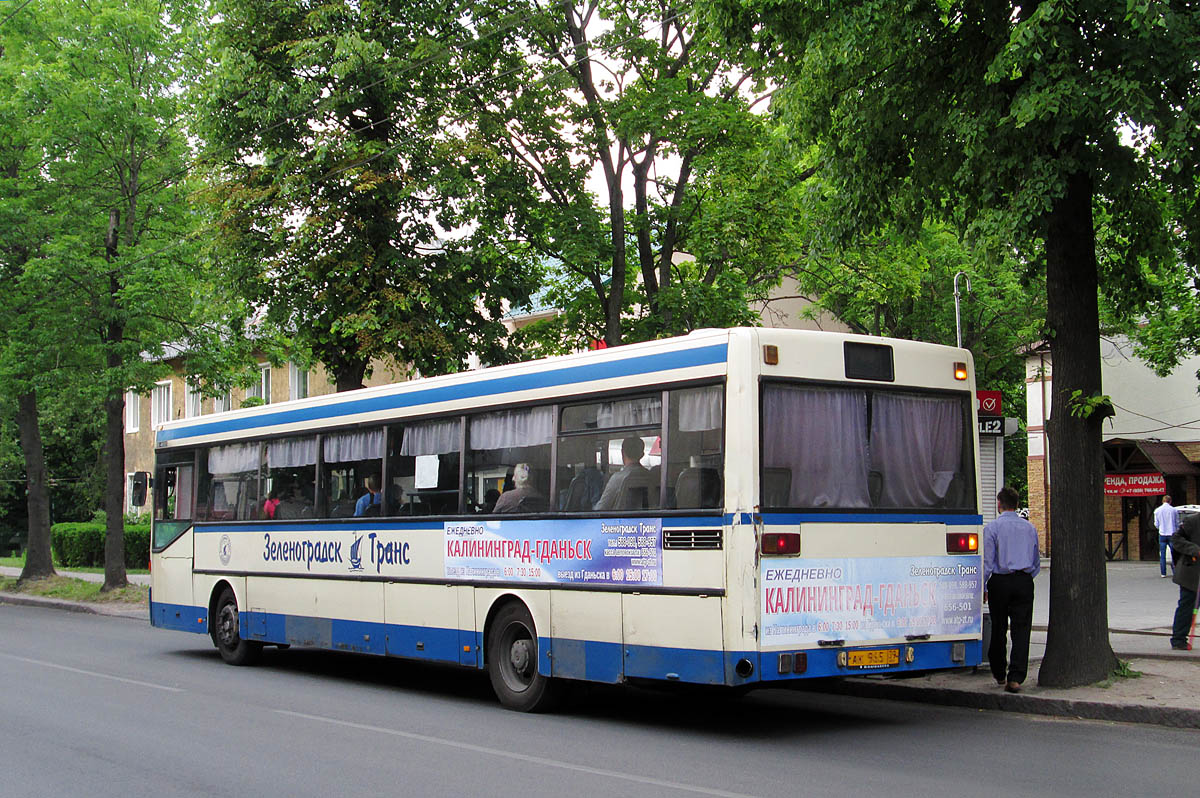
[663,528,723,550]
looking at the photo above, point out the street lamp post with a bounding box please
[953,271,972,348]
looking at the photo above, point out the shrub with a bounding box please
[50,522,152,569]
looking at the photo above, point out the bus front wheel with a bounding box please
[212,588,262,666]
[486,602,558,712]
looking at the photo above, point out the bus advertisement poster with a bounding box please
[444,518,663,587]
[759,555,982,646]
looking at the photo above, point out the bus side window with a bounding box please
[467,406,553,515]
[320,429,384,518]
[201,443,261,521]
[265,436,317,519]
[154,461,195,521]
[392,419,462,516]
[667,386,724,509]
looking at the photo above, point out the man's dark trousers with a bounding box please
[987,571,1035,684]
[1171,585,1197,649]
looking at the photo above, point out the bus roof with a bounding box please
[156,327,972,450]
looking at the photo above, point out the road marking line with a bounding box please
[276,709,760,798]
[0,653,182,692]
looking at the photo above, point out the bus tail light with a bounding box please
[761,532,801,555]
[946,532,978,553]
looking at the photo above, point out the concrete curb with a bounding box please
[815,674,1200,729]
[0,591,147,621]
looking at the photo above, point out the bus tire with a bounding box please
[486,602,558,712]
[212,587,262,666]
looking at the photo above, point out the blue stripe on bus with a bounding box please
[157,343,729,445]
[150,599,209,633]
[151,600,979,686]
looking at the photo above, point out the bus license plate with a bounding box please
[847,648,900,668]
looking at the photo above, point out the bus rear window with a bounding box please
[761,383,974,512]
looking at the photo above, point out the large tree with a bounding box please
[441,0,796,352]
[198,0,538,389]
[714,1,1200,686]
[13,0,249,590]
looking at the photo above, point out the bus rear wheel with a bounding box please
[486,602,558,712]
[212,588,262,666]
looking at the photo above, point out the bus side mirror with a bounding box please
[131,471,149,507]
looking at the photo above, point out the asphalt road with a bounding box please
[2,604,1195,797]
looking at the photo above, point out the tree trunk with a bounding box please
[102,380,129,591]
[16,390,56,582]
[1037,171,1118,687]
[331,355,368,393]
[102,211,129,591]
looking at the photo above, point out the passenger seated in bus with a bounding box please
[354,474,382,516]
[262,490,280,519]
[560,466,603,510]
[275,482,310,519]
[493,463,541,513]
[594,437,651,511]
[481,488,500,514]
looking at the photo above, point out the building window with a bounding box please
[260,364,272,404]
[215,390,232,413]
[125,391,140,434]
[289,362,309,400]
[185,380,202,418]
[246,364,271,404]
[151,381,172,428]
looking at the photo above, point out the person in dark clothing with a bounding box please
[1169,510,1200,650]
[983,486,1041,693]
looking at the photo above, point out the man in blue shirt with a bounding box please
[983,487,1041,693]
[1154,495,1180,577]
[354,475,382,517]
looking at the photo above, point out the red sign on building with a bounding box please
[1104,473,1167,496]
[976,390,1002,417]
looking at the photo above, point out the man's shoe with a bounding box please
[1171,643,1190,650]
[996,678,1006,686]
[1004,681,1021,693]
[1161,573,1168,578]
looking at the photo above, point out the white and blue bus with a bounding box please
[147,328,983,711]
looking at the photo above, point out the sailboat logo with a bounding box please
[349,534,364,572]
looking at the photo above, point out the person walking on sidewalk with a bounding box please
[984,487,1041,693]
[1154,494,1180,577]
[1169,509,1200,650]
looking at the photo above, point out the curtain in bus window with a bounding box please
[597,397,661,428]
[267,436,317,467]
[208,442,259,473]
[762,385,870,508]
[677,385,723,431]
[323,429,384,463]
[869,393,962,508]
[469,406,554,449]
[399,419,460,456]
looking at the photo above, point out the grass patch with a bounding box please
[1095,659,1143,689]
[0,574,148,604]
[0,554,147,575]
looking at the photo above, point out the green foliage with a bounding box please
[441,0,791,347]
[50,522,151,570]
[198,0,537,387]
[1067,390,1116,421]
